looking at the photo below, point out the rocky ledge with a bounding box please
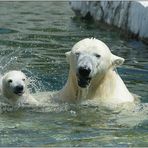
[70,1,148,43]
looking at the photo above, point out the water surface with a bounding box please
[0,2,147,147]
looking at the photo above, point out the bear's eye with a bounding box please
[95,54,101,58]
[75,52,80,57]
[8,79,12,83]
[22,78,26,81]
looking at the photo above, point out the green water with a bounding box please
[0,2,147,147]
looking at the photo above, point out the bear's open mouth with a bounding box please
[14,91,25,96]
[77,76,91,88]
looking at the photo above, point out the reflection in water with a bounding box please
[0,1,147,147]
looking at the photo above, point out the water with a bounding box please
[0,2,147,147]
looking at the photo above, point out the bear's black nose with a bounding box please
[78,66,91,77]
[15,85,24,92]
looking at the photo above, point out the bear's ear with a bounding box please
[65,51,71,63]
[111,54,125,68]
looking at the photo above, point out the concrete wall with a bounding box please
[70,1,148,42]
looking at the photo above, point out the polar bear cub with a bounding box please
[56,38,134,105]
[0,70,38,106]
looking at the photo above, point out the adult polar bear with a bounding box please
[55,38,134,105]
[0,70,38,107]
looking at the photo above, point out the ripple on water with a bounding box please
[0,28,18,34]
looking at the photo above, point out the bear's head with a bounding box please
[65,38,124,88]
[2,71,28,101]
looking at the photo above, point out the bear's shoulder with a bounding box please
[17,94,39,107]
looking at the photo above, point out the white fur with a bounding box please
[55,38,134,106]
[0,70,38,107]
